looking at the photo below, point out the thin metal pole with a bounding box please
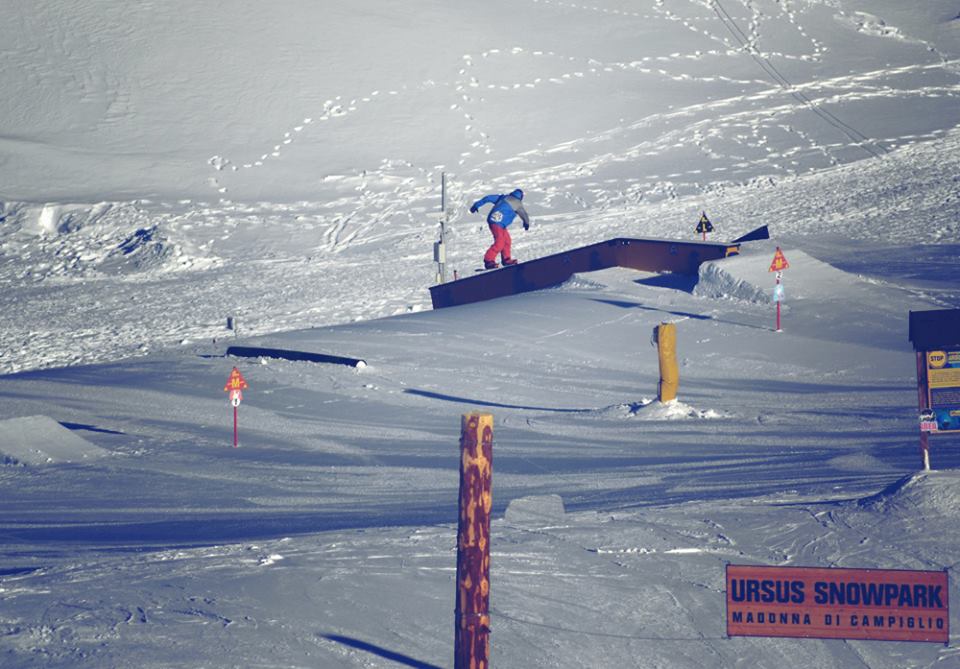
[775,273,782,332]
[439,172,448,283]
[917,351,931,470]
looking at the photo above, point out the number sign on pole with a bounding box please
[769,247,790,332]
[223,367,249,448]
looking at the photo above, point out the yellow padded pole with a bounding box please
[657,322,679,403]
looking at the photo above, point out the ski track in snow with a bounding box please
[3,480,959,667]
[201,0,957,203]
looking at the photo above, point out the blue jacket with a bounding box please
[471,189,530,229]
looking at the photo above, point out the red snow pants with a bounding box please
[483,223,512,264]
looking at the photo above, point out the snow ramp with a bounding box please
[0,415,110,465]
[429,236,741,309]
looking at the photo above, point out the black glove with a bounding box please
[523,222,530,231]
[470,205,478,214]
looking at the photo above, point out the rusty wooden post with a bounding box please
[455,413,493,669]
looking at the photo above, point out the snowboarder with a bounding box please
[469,188,530,269]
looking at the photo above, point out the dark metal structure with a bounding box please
[909,309,960,351]
[226,346,365,368]
[430,236,741,310]
[908,308,960,470]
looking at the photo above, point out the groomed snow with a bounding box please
[1,1,960,667]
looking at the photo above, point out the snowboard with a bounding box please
[474,261,519,273]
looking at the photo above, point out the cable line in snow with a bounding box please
[709,0,887,160]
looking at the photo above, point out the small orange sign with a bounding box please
[769,247,790,272]
[223,367,249,392]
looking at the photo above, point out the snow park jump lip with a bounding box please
[429,233,757,310]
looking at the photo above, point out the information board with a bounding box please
[927,350,960,432]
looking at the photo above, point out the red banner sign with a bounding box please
[726,564,949,643]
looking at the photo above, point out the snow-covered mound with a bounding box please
[504,494,566,527]
[0,201,216,280]
[553,273,609,292]
[858,472,960,519]
[0,415,110,465]
[598,399,728,420]
[695,251,775,304]
[694,244,861,304]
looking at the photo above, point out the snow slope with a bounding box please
[1,0,959,374]
[1,260,959,667]
[2,0,958,204]
[1,1,960,667]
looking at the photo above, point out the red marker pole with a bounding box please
[776,273,781,332]
[229,389,243,447]
[769,248,789,333]
[224,367,248,448]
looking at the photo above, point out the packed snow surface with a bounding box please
[1,1,960,667]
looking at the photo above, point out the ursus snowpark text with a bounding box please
[726,564,949,644]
